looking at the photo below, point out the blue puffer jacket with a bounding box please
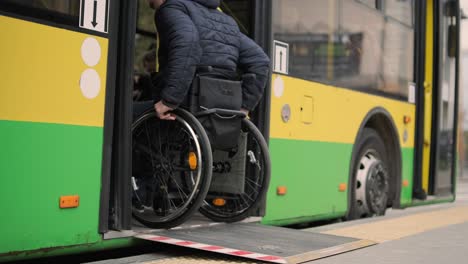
[155,0,270,111]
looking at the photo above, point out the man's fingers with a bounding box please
[159,112,176,120]
[163,113,176,120]
[154,101,175,120]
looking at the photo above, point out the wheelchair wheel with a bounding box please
[132,108,212,229]
[199,118,271,222]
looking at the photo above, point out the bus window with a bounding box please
[356,0,383,10]
[342,0,414,98]
[272,0,334,82]
[381,19,414,98]
[271,0,414,100]
[385,0,414,26]
[339,1,386,91]
[0,0,80,22]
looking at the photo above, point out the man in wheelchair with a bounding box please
[131,0,270,229]
[148,0,270,120]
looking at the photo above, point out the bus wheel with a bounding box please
[348,128,390,220]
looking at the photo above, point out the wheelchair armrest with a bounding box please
[195,108,246,119]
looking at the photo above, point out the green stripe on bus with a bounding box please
[0,120,103,253]
[263,138,414,225]
[263,138,352,225]
[400,148,414,206]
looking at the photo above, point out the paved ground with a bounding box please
[311,221,468,264]
[308,176,468,264]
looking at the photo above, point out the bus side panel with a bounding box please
[0,121,103,253]
[0,16,108,253]
[262,139,352,226]
[264,75,415,225]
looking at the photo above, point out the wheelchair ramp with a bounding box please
[135,223,376,263]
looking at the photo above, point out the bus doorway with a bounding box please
[416,0,459,200]
[429,0,459,196]
[123,0,271,231]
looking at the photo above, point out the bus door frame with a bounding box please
[99,0,137,233]
[413,0,429,200]
[250,0,273,216]
[429,0,460,196]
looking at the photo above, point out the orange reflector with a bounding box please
[339,183,347,192]
[403,116,411,124]
[188,152,197,170]
[403,180,409,187]
[212,198,226,207]
[277,186,287,196]
[60,195,79,209]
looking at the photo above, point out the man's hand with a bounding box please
[154,100,176,120]
[241,108,249,117]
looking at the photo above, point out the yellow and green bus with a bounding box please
[0,0,461,262]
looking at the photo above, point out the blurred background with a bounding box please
[461,0,468,176]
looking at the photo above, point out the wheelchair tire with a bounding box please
[199,118,271,223]
[132,108,213,229]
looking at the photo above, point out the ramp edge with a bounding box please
[135,234,287,263]
[285,239,377,264]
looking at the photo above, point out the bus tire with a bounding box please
[347,128,390,220]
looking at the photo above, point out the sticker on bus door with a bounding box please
[408,82,416,104]
[79,0,110,34]
[273,40,289,75]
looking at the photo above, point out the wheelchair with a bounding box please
[131,70,271,229]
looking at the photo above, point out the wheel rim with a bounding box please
[354,150,389,217]
[366,162,389,215]
[132,112,203,223]
[202,124,266,218]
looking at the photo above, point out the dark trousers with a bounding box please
[133,101,154,121]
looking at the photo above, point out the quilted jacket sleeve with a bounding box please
[238,33,270,111]
[156,3,202,107]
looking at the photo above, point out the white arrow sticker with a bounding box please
[273,40,289,75]
[79,0,110,34]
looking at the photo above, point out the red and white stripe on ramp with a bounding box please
[136,234,287,263]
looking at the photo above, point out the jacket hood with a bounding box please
[192,0,220,9]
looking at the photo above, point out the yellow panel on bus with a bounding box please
[269,74,415,148]
[0,16,108,128]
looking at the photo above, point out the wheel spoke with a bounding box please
[201,120,269,221]
[172,166,192,172]
[170,177,189,200]
[246,177,262,188]
[132,110,208,228]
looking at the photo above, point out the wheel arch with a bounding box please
[347,107,402,217]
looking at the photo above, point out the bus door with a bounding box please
[429,0,459,196]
